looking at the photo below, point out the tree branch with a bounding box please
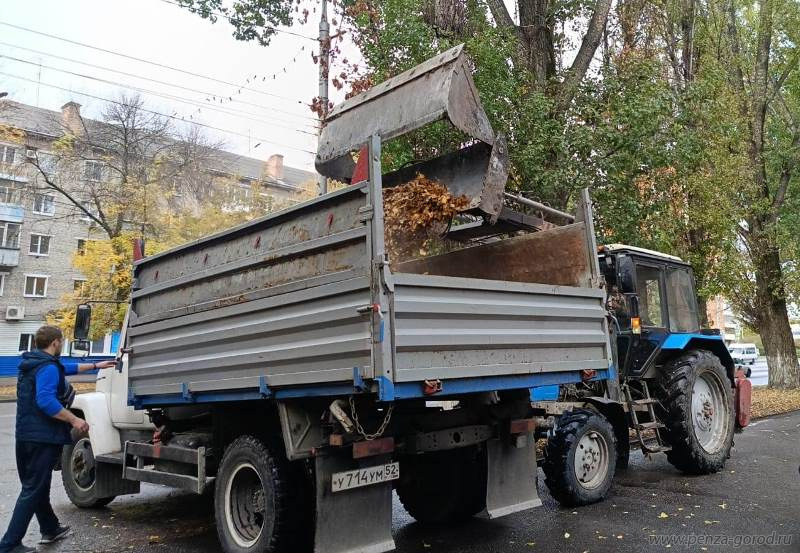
[558,0,613,111]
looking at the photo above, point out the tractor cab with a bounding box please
[598,244,732,379]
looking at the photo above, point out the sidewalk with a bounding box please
[0,373,97,386]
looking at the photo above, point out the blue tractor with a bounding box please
[534,243,746,507]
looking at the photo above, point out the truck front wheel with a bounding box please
[396,447,486,524]
[656,350,734,475]
[214,435,310,553]
[543,409,616,507]
[61,439,115,509]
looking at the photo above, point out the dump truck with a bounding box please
[61,45,749,553]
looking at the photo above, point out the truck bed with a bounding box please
[127,182,610,404]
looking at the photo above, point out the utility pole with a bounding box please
[317,0,330,195]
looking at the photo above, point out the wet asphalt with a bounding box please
[0,402,797,552]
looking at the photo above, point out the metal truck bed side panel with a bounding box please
[131,186,369,324]
[127,276,372,397]
[391,273,609,382]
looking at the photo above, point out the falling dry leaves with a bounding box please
[383,174,469,265]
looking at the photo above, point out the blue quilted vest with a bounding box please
[15,351,72,445]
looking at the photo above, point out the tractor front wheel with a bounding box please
[543,409,616,507]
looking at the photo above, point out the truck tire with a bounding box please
[656,350,734,475]
[543,409,616,507]
[61,439,115,509]
[214,435,310,553]
[396,447,486,524]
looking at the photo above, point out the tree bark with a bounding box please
[753,246,800,388]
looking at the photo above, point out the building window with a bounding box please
[18,333,35,352]
[37,152,58,173]
[0,221,21,249]
[0,273,6,296]
[90,336,106,355]
[76,238,87,255]
[0,179,20,204]
[73,279,87,297]
[23,275,48,298]
[29,234,51,256]
[79,201,98,223]
[32,193,55,215]
[84,160,104,181]
[0,145,17,164]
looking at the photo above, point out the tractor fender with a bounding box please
[659,334,736,384]
[70,392,122,456]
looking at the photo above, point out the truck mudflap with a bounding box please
[735,368,752,428]
[314,453,395,553]
[483,430,542,518]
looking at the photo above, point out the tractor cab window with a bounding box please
[636,265,664,327]
[666,266,700,332]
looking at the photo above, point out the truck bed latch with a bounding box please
[423,379,443,395]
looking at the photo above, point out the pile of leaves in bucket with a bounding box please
[383,174,469,265]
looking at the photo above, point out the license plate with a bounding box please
[331,462,400,493]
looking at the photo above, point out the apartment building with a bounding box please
[0,99,315,368]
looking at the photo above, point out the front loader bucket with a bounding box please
[315,44,508,220]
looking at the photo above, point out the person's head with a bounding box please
[35,325,64,356]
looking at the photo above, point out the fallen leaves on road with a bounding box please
[751,387,800,418]
[658,512,669,519]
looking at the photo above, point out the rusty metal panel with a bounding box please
[390,273,610,383]
[316,45,495,180]
[396,223,593,288]
[127,277,372,397]
[131,185,369,324]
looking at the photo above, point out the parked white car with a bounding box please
[728,343,759,365]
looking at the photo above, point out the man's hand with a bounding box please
[95,360,117,370]
[71,417,89,435]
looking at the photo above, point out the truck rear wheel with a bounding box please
[543,409,616,507]
[396,447,486,524]
[656,350,734,475]
[214,435,310,553]
[61,439,115,509]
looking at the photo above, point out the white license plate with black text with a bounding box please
[331,462,400,492]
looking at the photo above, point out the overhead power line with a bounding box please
[1,54,319,135]
[0,40,318,122]
[0,21,317,102]
[0,71,318,156]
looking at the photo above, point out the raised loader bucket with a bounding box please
[315,44,508,222]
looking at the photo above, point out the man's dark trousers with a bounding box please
[0,441,62,552]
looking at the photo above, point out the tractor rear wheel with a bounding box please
[656,350,735,475]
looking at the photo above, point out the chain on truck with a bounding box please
[60,45,752,553]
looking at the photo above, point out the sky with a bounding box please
[0,0,342,171]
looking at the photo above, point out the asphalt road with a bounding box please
[747,357,769,387]
[0,403,798,553]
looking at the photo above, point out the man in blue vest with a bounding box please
[0,325,115,553]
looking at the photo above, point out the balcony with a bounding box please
[0,203,24,223]
[0,247,20,267]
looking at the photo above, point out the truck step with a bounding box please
[635,421,665,430]
[641,444,672,454]
[631,398,659,406]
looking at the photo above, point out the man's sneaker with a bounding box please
[7,544,37,553]
[39,525,70,544]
